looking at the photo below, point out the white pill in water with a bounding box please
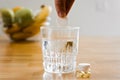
[56,17,68,27]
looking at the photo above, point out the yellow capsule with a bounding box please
[80,71,85,74]
[82,72,91,78]
[76,71,85,78]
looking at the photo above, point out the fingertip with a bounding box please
[58,12,66,18]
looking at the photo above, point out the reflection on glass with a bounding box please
[43,72,76,80]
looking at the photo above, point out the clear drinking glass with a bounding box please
[41,26,80,73]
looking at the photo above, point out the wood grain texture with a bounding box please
[0,36,120,80]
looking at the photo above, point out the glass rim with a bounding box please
[40,26,80,30]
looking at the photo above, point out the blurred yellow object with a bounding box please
[5,23,21,34]
[76,71,91,78]
[76,63,91,78]
[12,6,23,12]
[35,5,51,22]
[1,5,51,41]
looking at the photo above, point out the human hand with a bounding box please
[55,0,75,18]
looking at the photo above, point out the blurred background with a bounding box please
[0,0,120,36]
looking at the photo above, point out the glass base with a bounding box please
[43,56,76,73]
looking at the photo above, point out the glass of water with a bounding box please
[41,26,80,73]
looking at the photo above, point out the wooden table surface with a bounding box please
[0,36,120,80]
